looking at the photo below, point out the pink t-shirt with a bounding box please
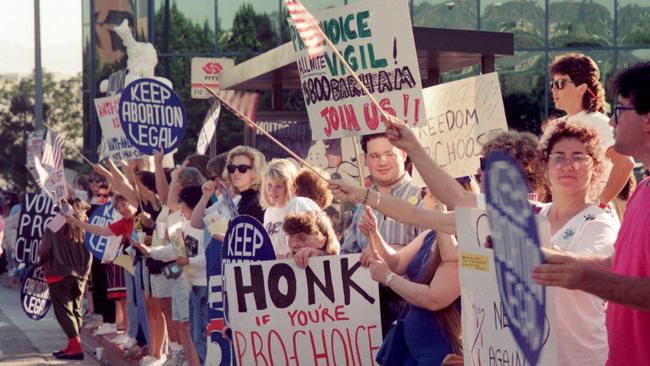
[606,177,650,366]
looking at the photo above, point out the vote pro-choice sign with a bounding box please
[223,254,382,365]
[485,150,546,366]
[16,192,57,265]
[119,78,186,155]
[84,202,117,261]
[21,266,52,321]
[289,0,424,140]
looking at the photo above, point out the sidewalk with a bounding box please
[0,274,138,366]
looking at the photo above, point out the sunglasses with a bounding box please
[227,164,252,174]
[549,79,577,90]
[90,178,103,183]
[97,193,111,198]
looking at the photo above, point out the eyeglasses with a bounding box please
[97,193,110,198]
[549,79,578,90]
[479,156,486,171]
[548,153,593,169]
[367,150,398,162]
[227,164,252,174]
[611,105,636,126]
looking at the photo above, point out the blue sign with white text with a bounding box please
[205,237,232,366]
[21,266,51,321]
[84,202,115,260]
[221,215,276,263]
[485,150,546,366]
[119,78,186,155]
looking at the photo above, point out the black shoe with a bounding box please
[54,352,84,360]
[52,350,66,357]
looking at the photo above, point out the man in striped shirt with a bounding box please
[341,133,422,254]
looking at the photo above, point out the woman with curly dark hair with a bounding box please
[550,53,635,208]
[537,121,619,365]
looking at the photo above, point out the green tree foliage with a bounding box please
[0,72,82,189]
[412,0,478,30]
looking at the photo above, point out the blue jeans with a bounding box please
[189,285,208,364]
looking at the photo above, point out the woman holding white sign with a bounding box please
[537,121,619,365]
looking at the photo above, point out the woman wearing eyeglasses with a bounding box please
[538,121,619,365]
[549,53,635,209]
[223,146,266,223]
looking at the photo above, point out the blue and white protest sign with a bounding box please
[205,237,232,366]
[84,202,121,262]
[221,215,276,263]
[485,150,546,366]
[119,78,186,155]
[21,266,51,321]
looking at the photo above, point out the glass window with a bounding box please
[496,51,546,133]
[219,1,283,61]
[481,0,545,49]
[549,0,614,48]
[617,0,650,47]
[617,49,650,69]
[413,0,478,30]
[154,0,216,53]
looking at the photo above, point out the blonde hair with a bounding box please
[223,145,266,194]
[260,159,297,209]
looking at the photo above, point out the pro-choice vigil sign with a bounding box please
[223,254,382,365]
[21,266,52,321]
[456,207,557,366]
[414,72,508,182]
[119,78,186,155]
[289,0,424,140]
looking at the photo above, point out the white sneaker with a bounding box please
[111,333,130,345]
[123,337,137,350]
[141,354,167,366]
[93,323,117,336]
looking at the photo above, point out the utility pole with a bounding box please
[34,0,44,130]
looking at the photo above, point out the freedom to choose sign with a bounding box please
[119,78,186,155]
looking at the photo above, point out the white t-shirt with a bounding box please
[264,206,290,257]
[565,111,614,201]
[540,203,619,366]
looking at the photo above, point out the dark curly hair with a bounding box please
[481,130,547,197]
[282,211,339,255]
[540,121,603,177]
[550,53,606,114]
[294,168,332,209]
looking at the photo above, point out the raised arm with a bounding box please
[384,117,478,209]
[66,214,113,237]
[153,147,170,204]
[329,179,457,234]
[191,180,215,229]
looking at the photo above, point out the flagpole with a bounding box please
[43,123,95,166]
[202,84,329,182]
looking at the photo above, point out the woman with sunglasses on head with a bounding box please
[549,53,635,209]
[537,121,619,365]
[222,146,266,223]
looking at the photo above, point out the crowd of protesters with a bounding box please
[0,56,649,366]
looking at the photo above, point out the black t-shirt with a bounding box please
[237,189,265,223]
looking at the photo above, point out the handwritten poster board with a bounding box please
[223,254,382,365]
[15,192,57,265]
[95,94,144,161]
[456,206,557,366]
[414,72,508,182]
[289,0,424,140]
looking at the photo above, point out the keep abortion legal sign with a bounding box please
[119,78,187,155]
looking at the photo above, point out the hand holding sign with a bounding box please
[327,179,365,204]
[533,248,589,290]
[385,115,418,153]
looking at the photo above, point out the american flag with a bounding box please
[219,91,260,122]
[41,129,65,168]
[46,202,72,233]
[285,0,325,58]
[32,155,50,189]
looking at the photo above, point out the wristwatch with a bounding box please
[384,272,396,287]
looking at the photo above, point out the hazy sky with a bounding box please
[0,0,82,75]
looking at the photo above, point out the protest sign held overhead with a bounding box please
[414,72,508,182]
[21,266,52,321]
[95,94,145,161]
[223,254,382,365]
[26,129,45,170]
[196,98,221,155]
[288,0,424,140]
[456,207,558,366]
[15,192,57,265]
[485,150,547,366]
[119,78,187,155]
[191,57,234,99]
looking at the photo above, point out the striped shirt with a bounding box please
[341,174,423,254]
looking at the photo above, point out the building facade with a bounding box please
[82,0,650,159]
